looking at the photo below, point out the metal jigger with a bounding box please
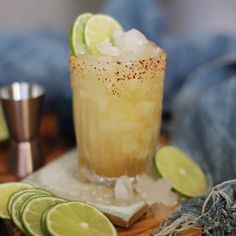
[0,82,45,178]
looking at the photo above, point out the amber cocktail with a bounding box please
[70,46,166,184]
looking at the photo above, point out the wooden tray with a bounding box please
[3,217,201,236]
[0,114,201,235]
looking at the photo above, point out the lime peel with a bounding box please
[84,14,123,55]
[0,182,32,219]
[154,145,208,197]
[10,189,52,233]
[45,202,117,236]
[70,12,93,55]
[70,13,123,56]
[21,196,66,236]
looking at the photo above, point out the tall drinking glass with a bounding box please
[70,50,166,184]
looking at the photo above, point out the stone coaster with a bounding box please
[24,149,148,227]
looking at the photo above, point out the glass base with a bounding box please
[78,166,139,186]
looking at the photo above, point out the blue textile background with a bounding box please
[0,31,70,111]
[0,0,236,184]
[104,0,236,184]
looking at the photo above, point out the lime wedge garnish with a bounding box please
[0,182,32,219]
[21,196,65,236]
[84,14,123,55]
[70,13,93,55]
[9,189,52,233]
[154,146,207,197]
[45,202,117,236]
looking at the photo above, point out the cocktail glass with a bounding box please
[70,51,166,185]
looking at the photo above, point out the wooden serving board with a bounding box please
[3,216,201,236]
[0,114,201,235]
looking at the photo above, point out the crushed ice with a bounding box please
[114,29,148,51]
[97,39,121,57]
[114,174,178,206]
[136,174,178,206]
[98,29,160,58]
[114,175,134,201]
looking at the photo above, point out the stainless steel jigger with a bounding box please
[0,82,45,178]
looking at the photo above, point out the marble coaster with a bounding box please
[24,149,148,227]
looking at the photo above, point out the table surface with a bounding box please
[0,114,201,236]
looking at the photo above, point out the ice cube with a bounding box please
[114,29,148,52]
[98,39,121,56]
[114,176,134,201]
[154,178,172,193]
[136,174,178,206]
[113,29,124,41]
[161,191,178,206]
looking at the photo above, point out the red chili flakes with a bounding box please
[127,75,132,80]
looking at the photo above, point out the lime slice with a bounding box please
[0,105,8,141]
[10,189,52,233]
[19,195,41,218]
[154,146,207,197]
[45,202,117,236]
[40,207,53,236]
[7,189,31,215]
[84,14,123,55]
[70,13,93,55]
[21,196,65,236]
[7,188,51,216]
[0,182,32,219]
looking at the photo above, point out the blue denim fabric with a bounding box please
[154,180,236,236]
[0,31,70,111]
[172,56,236,184]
